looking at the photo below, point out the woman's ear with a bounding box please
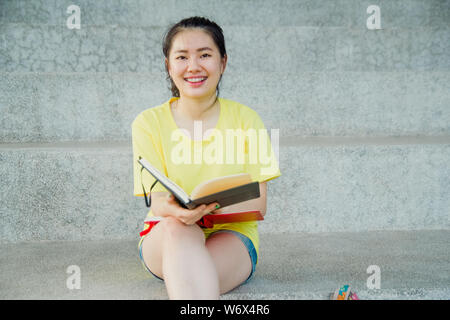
[221,54,228,74]
[165,58,171,74]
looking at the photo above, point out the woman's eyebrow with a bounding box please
[174,47,213,54]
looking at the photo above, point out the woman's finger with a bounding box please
[196,204,207,213]
[177,202,219,225]
[178,204,204,225]
[204,202,220,214]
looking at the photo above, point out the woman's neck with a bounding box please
[174,94,218,121]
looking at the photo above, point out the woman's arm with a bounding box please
[212,182,267,217]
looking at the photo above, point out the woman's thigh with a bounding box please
[140,217,205,280]
[205,231,253,295]
[140,222,166,279]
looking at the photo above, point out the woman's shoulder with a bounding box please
[132,99,171,127]
[220,97,267,131]
[219,97,260,118]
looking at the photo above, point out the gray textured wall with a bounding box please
[0,0,449,243]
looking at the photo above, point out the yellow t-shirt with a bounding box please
[132,97,281,260]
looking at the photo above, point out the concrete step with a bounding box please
[1,142,448,242]
[262,143,450,234]
[0,142,142,243]
[1,230,448,299]
[1,72,449,143]
[1,0,448,28]
[1,23,448,73]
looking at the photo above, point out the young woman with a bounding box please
[132,16,281,299]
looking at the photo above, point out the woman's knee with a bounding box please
[159,216,205,244]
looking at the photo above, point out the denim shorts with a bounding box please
[138,229,257,285]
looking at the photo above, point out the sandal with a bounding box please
[330,284,360,300]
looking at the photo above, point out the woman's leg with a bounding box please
[140,216,220,299]
[205,231,253,295]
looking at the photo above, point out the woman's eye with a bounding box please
[176,54,210,60]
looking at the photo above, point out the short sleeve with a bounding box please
[132,112,169,196]
[244,109,281,183]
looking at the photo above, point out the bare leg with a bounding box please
[141,216,219,299]
[206,231,253,295]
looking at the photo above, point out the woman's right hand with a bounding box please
[153,193,219,226]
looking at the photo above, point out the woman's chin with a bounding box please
[181,87,216,99]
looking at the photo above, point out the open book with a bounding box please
[137,157,264,234]
[138,157,261,210]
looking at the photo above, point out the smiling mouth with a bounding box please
[185,77,208,83]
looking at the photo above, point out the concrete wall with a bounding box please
[1,0,449,242]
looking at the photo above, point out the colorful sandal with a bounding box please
[330,284,360,300]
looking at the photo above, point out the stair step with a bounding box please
[1,0,448,28]
[1,24,448,73]
[1,72,449,143]
[1,231,448,299]
[1,143,448,242]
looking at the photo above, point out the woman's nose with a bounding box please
[187,57,202,71]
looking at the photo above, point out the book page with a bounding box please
[190,173,252,200]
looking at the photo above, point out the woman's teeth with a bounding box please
[186,77,206,83]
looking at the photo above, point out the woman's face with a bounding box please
[166,28,227,99]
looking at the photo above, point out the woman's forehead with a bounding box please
[171,29,217,53]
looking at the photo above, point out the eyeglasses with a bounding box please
[140,162,159,208]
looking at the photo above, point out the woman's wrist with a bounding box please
[156,194,184,221]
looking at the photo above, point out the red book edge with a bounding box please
[139,211,263,237]
[200,210,263,227]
